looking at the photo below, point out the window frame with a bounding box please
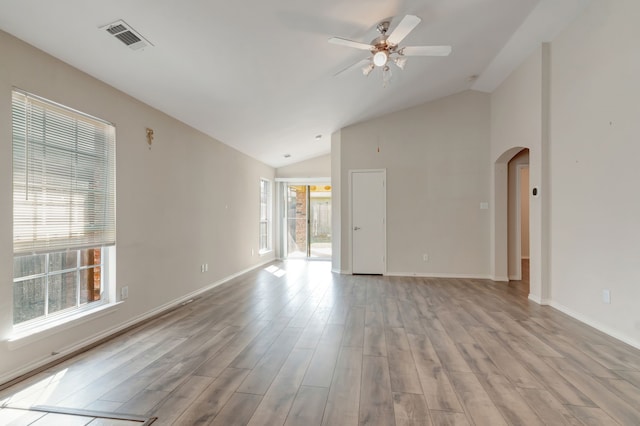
[259,178,272,254]
[12,248,108,328]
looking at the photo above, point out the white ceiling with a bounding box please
[0,0,589,168]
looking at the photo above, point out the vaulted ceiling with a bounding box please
[0,0,589,167]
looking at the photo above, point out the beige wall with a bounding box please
[0,31,274,382]
[490,47,543,161]
[276,154,330,178]
[548,0,640,346]
[338,90,492,277]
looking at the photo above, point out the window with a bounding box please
[12,90,116,327]
[259,178,271,253]
[13,249,105,324]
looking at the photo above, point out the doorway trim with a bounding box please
[275,177,331,184]
[493,147,525,282]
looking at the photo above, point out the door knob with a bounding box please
[354,226,361,230]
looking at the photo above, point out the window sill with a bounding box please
[259,249,272,257]
[6,301,123,351]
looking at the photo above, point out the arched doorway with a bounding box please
[507,149,530,293]
[493,145,544,303]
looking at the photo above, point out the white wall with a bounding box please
[548,0,640,346]
[276,154,330,178]
[0,31,274,382]
[338,91,491,277]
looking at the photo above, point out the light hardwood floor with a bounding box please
[2,260,640,425]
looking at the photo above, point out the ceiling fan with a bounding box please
[329,15,451,85]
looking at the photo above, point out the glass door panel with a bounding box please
[286,185,308,258]
[309,185,331,259]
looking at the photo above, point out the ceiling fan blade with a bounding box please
[401,45,452,56]
[328,37,374,50]
[386,15,421,46]
[334,58,371,77]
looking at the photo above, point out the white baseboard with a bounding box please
[528,294,552,306]
[528,294,542,304]
[386,272,493,280]
[548,300,640,351]
[0,259,273,386]
[509,274,522,281]
[492,275,510,282]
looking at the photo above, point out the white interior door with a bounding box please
[351,170,386,274]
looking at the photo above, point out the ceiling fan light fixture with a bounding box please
[362,63,375,76]
[393,56,408,70]
[373,50,388,67]
[382,65,392,87]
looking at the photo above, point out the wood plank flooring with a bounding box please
[2,260,640,425]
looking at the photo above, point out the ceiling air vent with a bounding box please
[101,20,152,50]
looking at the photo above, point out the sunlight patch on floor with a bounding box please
[264,265,286,277]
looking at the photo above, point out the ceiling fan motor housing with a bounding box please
[371,34,399,67]
[371,21,400,61]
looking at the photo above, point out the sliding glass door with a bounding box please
[284,184,331,259]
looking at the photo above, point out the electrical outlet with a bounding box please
[423,254,429,262]
[121,286,129,300]
[251,248,255,256]
[205,263,208,272]
[602,289,611,304]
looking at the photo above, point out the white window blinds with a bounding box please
[12,90,116,255]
